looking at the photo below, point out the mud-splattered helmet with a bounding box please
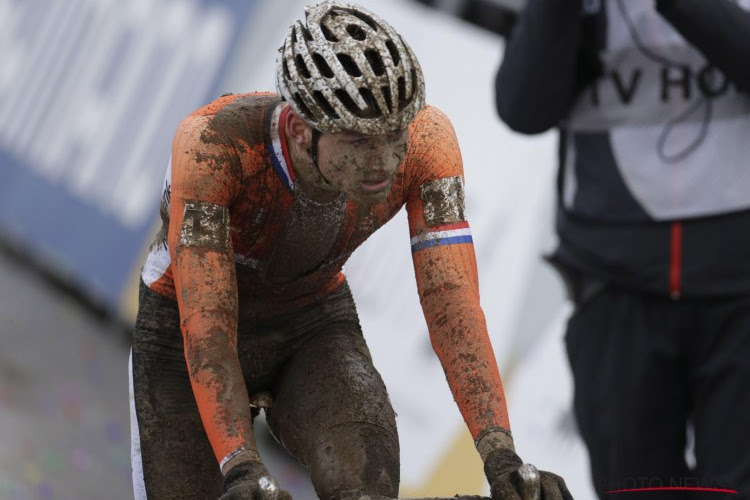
[276,2,425,135]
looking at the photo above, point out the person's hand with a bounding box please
[484,448,573,500]
[220,459,293,500]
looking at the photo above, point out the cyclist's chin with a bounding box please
[351,185,392,206]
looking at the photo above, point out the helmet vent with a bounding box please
[334,89,360,116]
[408,69,418,99]
[359,87,381,117]
[321,24,338,41]
[283,59,291,79]
[295,54,312,79]
[334,89,377,119]
[346,24,367,40]
[397,76,406,103]
[385,40,400,66]
[351,11,379,31]
[337,53,362,77]
[312,53,335,78]
[293,94,314,119]
[381,85,393,112]
[364,49,385,76]
[312,91,339,118]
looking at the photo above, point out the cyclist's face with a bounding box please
[316,128,409,205]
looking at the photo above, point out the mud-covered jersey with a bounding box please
[141,93,508,467]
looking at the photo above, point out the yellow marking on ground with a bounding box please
[400,425,486,497]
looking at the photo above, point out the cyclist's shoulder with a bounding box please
[408,104,458,147]
[412,104,452,128]
[192,91,280,117]
[178,92,281,142]
[405,104,461,173]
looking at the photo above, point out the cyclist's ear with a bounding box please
[286,110,313,149]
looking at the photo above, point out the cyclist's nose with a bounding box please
[372,141,403,172]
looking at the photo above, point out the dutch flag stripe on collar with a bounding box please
[268,104,295,191]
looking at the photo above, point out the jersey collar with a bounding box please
[268,102,296,191]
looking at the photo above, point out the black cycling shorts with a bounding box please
[130,280,399,500]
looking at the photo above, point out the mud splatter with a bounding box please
[135,95,505,496]
[475,427,514,460]
[266,188,348,282]
[313,129,408,206]
[131,283,223,498]
[419,176,465,226]
[259,284,400,499]
[276,3,425,135]
[179,200,230,250]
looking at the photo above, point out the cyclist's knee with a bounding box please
[310,422,399,500]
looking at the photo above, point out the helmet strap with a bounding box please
[309,128,335,188]
[310,128,320,165]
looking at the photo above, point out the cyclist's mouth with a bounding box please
[360,178,391,192]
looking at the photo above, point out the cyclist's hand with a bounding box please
[220,460,293,500]
[484,448,573,500]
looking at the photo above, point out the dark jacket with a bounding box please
[496,0,750,297]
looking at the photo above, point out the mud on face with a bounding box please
[316,129,409,205]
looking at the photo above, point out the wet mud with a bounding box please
[419,176,465,226]
[265,187,348,282]
[131,282,223,499]
[179,200,230,250]
[134,279,402,499]
[261,286,400,500]
[475,427,515,460]
[135,94,505,498]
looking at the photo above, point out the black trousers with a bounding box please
[130,281,399,500]
[565,287,750,500]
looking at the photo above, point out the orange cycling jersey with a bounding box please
[141,93,510,467]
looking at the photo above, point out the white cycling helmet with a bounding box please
[276,2,425,135]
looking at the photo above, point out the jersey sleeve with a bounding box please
[167,112,258,468]
[404,107,511,439]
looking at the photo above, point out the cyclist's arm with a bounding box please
[168,114,259,471]
[656,0,750,93]
[495,0,586,134]
[405,107,510,439]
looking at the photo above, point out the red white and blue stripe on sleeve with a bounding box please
[410,221,473,253]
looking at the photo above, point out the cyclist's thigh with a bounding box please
[266,294,399,499]
[131,282,222,500]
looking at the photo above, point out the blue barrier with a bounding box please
[0,0,257,311]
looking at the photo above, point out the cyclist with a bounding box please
[130,2,572,499]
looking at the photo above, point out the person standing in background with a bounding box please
[495,0,750,497]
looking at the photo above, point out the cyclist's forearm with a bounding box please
[427,298,511,438]
[173,246,257,470]
[186,338,259,470]
[413,245,511,438]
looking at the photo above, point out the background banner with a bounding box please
[0,0,257,311]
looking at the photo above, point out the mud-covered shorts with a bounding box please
[130,280,399,500]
